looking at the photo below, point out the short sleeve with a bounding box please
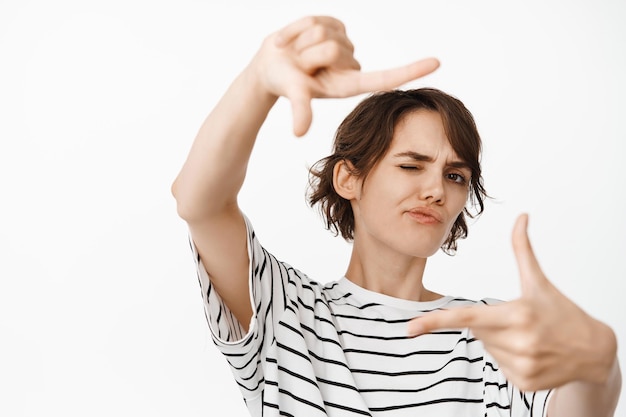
[190,214,292,402]
[481,349,552,416]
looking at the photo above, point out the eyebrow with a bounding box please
[393,151,471,170]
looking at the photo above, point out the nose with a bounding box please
[419,171,445,204]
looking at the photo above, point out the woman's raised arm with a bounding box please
[171,15,439,330]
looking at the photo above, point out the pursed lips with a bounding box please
[406,207,444,224]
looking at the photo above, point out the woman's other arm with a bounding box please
[408,214,622,417]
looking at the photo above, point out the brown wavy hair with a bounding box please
[307,88,488,254]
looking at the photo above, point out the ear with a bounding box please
[333,159,359,200]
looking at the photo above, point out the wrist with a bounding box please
[240,51,280,109]
[245,66,278,101]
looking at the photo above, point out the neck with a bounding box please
[344,238,441,302]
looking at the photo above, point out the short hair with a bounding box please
[307,88,488,254]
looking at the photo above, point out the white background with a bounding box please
[1,1,625,416]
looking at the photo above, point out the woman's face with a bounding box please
[350,110,471,258]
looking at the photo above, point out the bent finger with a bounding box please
[275,16,346,47]
[288,91,313,137]
[290,22,355,60]
[297,40,361,74]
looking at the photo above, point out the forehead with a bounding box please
[388,110,460,158]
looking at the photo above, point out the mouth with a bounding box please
[406,207,444,225]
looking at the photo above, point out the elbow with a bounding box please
[171,177,235,223]
[171,178,196,222]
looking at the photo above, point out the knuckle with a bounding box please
[508,356,543,391]
[322,42,342,62]
[334,19,346,33]
[302,15,319,27]
[514,377,539,393]
[346,39,355,54]
[511,302,536,328]
[309,24,328,43]
[510,334,543,359]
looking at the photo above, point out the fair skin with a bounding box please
[334,110,470,301]
[172,15,621,417]
[407,214,621,416]
[171,16,440,329]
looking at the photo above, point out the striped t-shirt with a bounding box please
[192,215,552,417]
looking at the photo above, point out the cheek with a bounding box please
[450,187,470,213]
[445,213,462,235]
[445,190,468,227]
[359,175,398,206]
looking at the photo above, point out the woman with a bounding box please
[171,15,621,417]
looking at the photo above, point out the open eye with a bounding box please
[447,173,468,184]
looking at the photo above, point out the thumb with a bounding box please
[289,92,313,137]
[512,213,546,294]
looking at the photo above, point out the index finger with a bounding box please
[355,58,440,94]
[406,303,502,337]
